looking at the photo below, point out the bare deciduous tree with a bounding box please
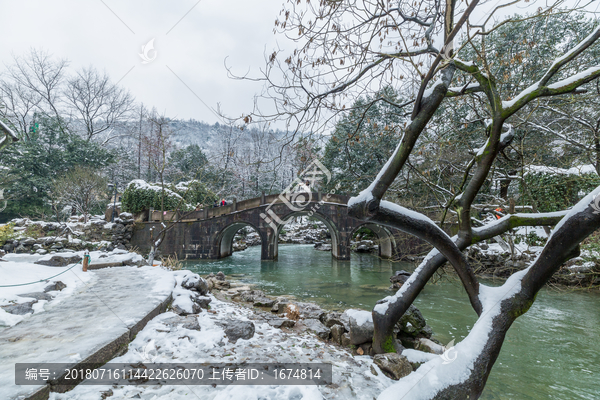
[7,49,70,134]
[64,66,135,142]
[247,0,600,397]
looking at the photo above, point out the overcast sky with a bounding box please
[0,0,597,127]
[0,0,283,125]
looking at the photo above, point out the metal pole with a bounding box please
[111,183,117,222]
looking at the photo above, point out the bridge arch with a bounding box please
[216,222,266,259]
[350,223,398,259]
[273,210,343,259]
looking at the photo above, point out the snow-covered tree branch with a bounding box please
[252,0,600,397]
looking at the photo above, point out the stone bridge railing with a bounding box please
[147,192,350,222]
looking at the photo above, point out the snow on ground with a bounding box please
[0,249,145,329]
[50,272,395,400]
[0,255,94,328]
[0,263,174,400]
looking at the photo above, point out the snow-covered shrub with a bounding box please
[121,179,217,214]
[522,165,600,212]
[121,180,190,214]
[174,180,217,207]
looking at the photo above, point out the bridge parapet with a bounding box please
[133,193,399,261]
[148,192,350,222]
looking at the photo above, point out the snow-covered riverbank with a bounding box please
[49,271,398,400]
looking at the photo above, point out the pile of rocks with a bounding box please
[351,239,379,253]
[467,245,600,287]
[205,271,231,291]
[231,220,333,253]
[105,213,135,251]
[2,214,136,255]
[206,272,444,380]
[171,273,213,315]
[169,272,257,343]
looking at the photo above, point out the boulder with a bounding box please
[303,318,330,340]
[398,335,419,350]
[2,301,35,315]
[206,279,215,291]
[253,297,276,308]
[171,295,202,315]
[213,280,230,290]
[420,325,433,338]
[341,333,352,347]
[286,304,300,321]
[344,309,374,345]
[182,274,209,296]
[44,281,67,292]
[395,305,427,337]
[296,302,326,320]
[172,303,201,316]
[162,315,201,331]
[267,318,296,329]
[192,295,212,309]
[15,245,28,253]
[276,301,289,314]
[35,254,82,267]
[390,270,411,285]
[18,292,53,301]
[240,290,266,303]
[320,312,345,328]
[216,271,226,281]
[373,353,413,380]
[330,324,345,345]
[217,319,255,343]
[416,338,444,355]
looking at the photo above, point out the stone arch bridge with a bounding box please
[130,192,402,261]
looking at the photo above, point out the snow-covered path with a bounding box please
[0,265,174,400]
[47,287,394,400]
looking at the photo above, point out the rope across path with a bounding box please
[0,260,82,288]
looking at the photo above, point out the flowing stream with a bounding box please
[184,244,600,399]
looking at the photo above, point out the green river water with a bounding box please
[184,244,600,399]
